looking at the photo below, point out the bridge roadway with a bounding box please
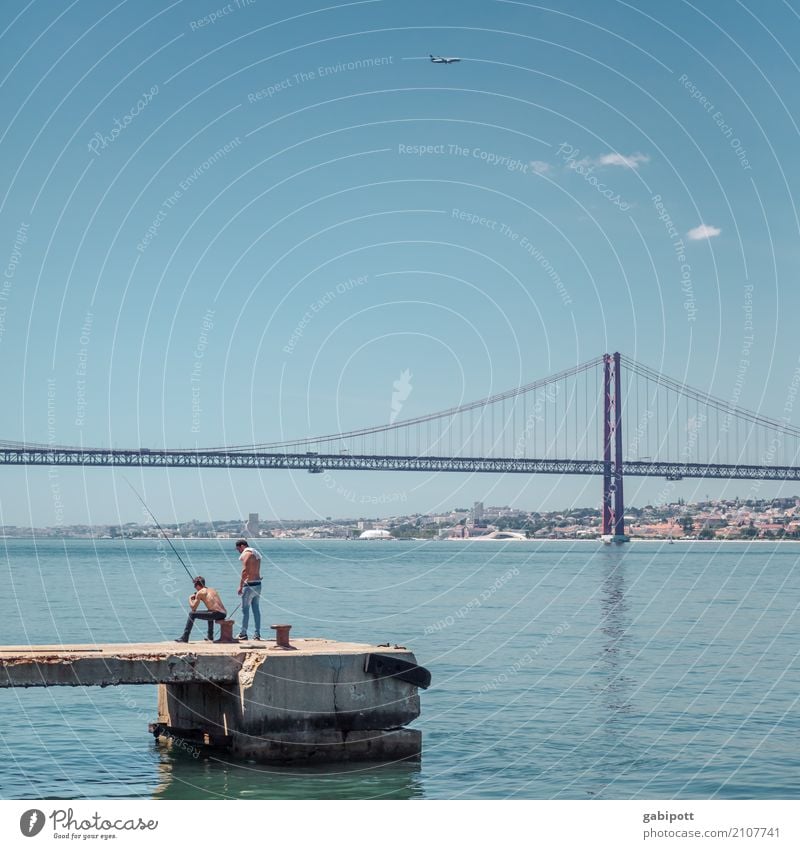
[1,446,799,481]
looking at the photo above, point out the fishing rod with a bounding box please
[123,477,195,583]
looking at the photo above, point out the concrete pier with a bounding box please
[0,638,429,763]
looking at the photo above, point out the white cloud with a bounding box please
[528,160,551,174]
[597,152,650,169]
[687,224,721,241]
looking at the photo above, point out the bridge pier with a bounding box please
[152,648,423,763]
[602,352,629,543]
[0,639,429,764]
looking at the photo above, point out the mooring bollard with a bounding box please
[270,624,292,648]
[217,620,236,643]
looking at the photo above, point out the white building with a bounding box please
[358,529,393,540]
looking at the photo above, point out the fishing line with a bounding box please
[123,477,195,583]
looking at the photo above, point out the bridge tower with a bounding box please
[602,352,628,543]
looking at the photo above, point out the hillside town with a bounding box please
[5,497,800,541]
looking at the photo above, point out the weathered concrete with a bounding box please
[0,643,243,687]
[0,638,428,763]
[154,644,424,762]
[236,650,420,733]
[0,639,410,687]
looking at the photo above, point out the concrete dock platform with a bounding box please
[0,638,429,763]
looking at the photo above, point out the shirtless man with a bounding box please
[176,576,226,642]
[235,538,263,640]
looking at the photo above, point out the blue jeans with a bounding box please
[240,582,262,636]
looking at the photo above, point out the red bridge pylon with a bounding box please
[602,352,629,543]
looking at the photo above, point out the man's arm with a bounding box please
[190,588,205,611]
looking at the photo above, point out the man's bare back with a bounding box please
[192,586,226,614]
[238,546,262,588]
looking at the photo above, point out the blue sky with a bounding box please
[2,0,800,525]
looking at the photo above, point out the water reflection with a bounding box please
[597,554,634,722]
[151,744,424,800]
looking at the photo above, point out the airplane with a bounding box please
[430,54,461,63]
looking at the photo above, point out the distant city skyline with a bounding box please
[6,493,800,544]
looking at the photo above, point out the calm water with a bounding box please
[0,538,798,800]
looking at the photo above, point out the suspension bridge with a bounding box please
[3,353,800,541]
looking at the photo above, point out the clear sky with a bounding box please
[2,0,800,526]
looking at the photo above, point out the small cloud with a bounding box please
[597,152,650,169]
[528,160,550,174]
[687,224,721,241]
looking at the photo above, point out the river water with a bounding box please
[0,538,797,799]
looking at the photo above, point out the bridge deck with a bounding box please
[2,447,799,480]
[0,638,409,688]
